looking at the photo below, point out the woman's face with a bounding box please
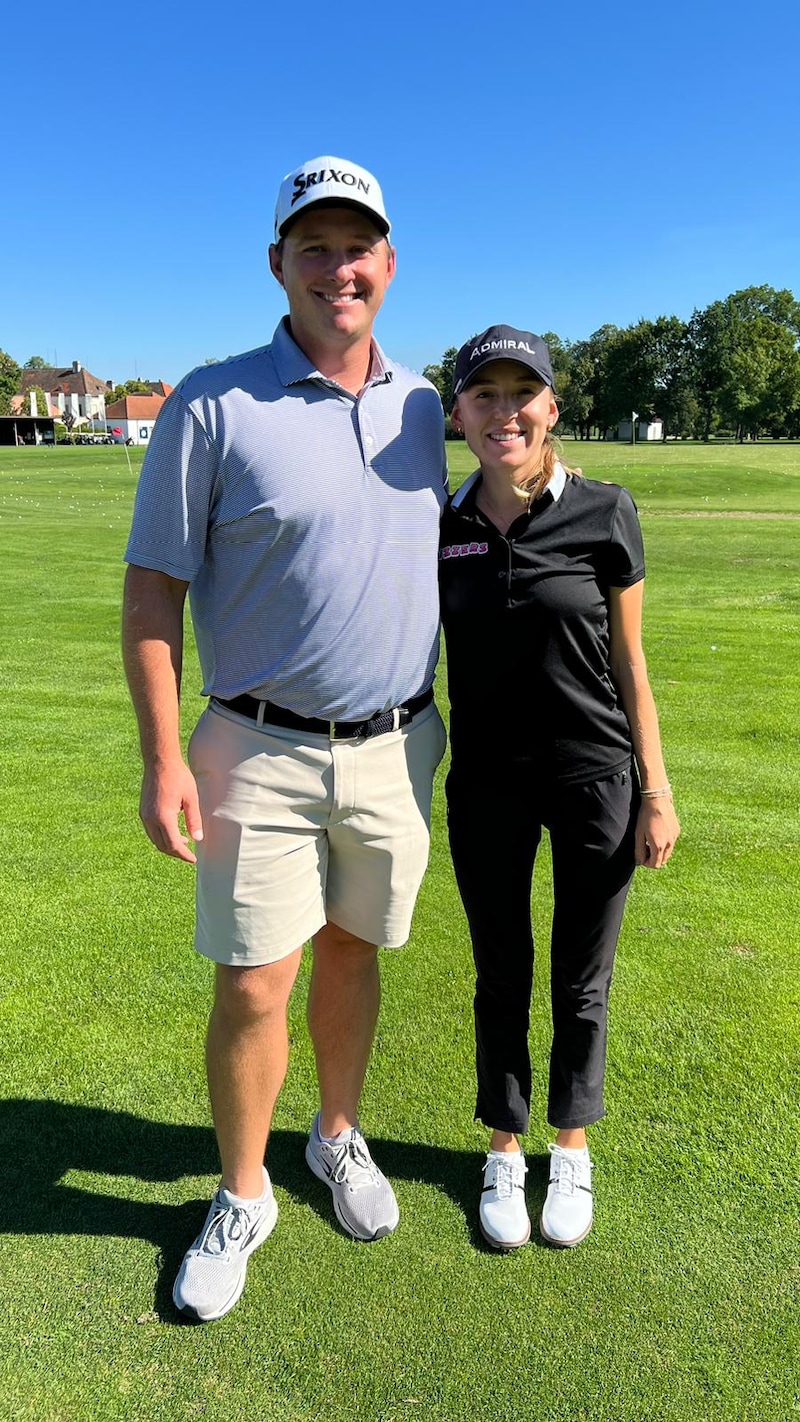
[453,360,558,485]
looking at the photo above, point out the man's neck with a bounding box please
[289,324,376,396]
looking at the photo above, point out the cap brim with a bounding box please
[277,196,390,239]
[453,361,556,404]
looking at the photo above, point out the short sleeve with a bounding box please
[123,389,218,581]
[603,486,645,587]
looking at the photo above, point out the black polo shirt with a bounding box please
[439,466,645,784]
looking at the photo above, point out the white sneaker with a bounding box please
[172,1167,278,1321]
[305,1114,399,1241]
[479,1150,530,1250]
[539,1143,593,1247]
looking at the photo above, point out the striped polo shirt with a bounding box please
[125,319,448,721]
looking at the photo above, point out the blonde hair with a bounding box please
[518,435,558,503]
[517,395,572,502]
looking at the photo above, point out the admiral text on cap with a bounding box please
[274,157,391,240]
[452,325,556,402]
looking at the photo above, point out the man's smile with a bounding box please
[315,291,362,303]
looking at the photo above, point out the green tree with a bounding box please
[646,316,696,439]
[558,342,594,438]
[0,348,22,417]
[422,347,458,411]
[105,379,152,406]
[573,325,622,438]
[598,316,695,439]
[690,286,800,440]
[540,332,571,423]
[601,323,657,430]
[24,355,48,369]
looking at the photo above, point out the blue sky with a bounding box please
[4,0,799,386]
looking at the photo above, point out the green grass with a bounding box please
[1,445,799,1421]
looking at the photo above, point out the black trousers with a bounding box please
[447,764,638,1132]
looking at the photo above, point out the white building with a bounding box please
[17,360,109,425]
[104,392,167,445]
[617,417,663,442]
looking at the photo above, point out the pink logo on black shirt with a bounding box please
[440,542,489,560]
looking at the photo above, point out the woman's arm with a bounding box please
[608,581,680,870]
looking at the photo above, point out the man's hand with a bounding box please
[139,759,203,863]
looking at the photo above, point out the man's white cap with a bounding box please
[274,155,390,240]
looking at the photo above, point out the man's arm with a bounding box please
[121,564,203,863]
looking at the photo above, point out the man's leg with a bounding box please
[173,949,303,1321]
[207,949,303,1198]
[307,920,380,1136]
[304,920,398,1241]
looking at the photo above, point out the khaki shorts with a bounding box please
[188,698,447,966]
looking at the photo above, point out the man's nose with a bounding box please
[325,251,355,278]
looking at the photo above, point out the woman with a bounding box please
[439,325,679,1249]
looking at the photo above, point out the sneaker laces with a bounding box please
[548,1146,592,1197]
[328,1134,381,1191]
[197,1201,254,1256]
[485,1155,526,1199]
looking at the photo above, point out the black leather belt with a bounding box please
[213,686,434,740]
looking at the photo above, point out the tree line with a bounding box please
[422,285,800,442]
[5,284,800,441]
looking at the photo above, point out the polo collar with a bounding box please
[271,317,393,389]
[451,459,568,512]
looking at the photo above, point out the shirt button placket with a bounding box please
[359,409,376,471]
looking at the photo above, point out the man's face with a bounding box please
[269,207,396,354]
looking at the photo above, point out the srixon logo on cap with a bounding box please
[471,338,538,362]
[291,166,372,207]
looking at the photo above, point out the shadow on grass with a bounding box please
[0,1100,554,1320]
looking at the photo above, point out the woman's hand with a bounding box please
[635,796,680,869]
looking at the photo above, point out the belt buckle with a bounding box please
[330,720,359,741]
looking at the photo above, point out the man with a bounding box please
[122,156,447,1322]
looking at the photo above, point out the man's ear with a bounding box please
[268,243,285,289]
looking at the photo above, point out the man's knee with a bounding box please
[213,953,301,1025]
[313,921,378,960]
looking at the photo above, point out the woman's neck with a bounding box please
[476,468,540,535]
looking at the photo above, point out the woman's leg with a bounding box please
[447,772,542,1137]
[545,769,638,1130]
